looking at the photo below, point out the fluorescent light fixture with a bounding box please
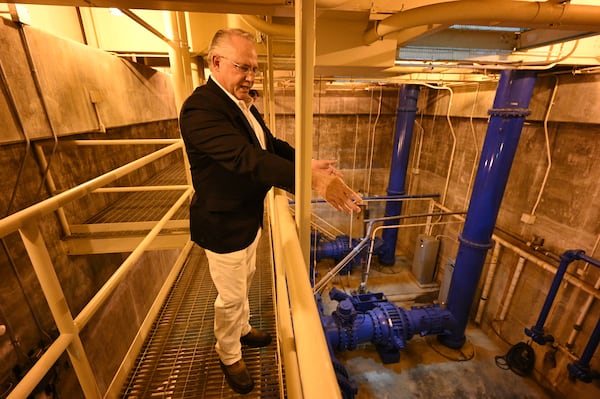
[109,8,125,17]
[450,25,523,32]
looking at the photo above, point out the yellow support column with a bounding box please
[295,0,316,266]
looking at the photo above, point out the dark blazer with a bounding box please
[179,78,295,253]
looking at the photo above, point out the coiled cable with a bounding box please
[495,341,536,376]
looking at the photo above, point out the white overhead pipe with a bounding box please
[364,1,600,44]
[240,0,350,38]
[239,15,294,38]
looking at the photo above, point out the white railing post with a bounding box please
[18,222,101,399]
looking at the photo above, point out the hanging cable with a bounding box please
[464,82,481,210]
[421,83,456,206]
[16,24,60,199]
[315,76,322,160]
[350,113,360,191]
[363,86,375,195]
[0,59,31,217]
[365,85,383,196]
[529,75,558,217]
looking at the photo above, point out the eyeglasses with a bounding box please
[219,56,260,75]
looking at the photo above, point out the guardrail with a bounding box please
[1,139,192,399]
[267,189,342,399]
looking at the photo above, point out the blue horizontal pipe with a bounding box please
[439,70,537,349]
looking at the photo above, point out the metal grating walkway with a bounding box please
[88,163,190,224]
[120,233,284,398]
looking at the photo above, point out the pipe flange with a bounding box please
[488,107,531,117]
[458,234,494,250]
[367,310,383,343]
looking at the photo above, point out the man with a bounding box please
[179,28,362,394]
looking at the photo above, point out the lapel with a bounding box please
[249,105,273,152]
[206,78,264,150]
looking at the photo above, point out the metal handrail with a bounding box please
[268,188,342,399]
[0,141,183,238]
[3,141,190,399]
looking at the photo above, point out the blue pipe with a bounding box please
[524,250,600,382]
[525,250,586,345]
[321,287,456,364]
[439,70,538,349]
[567,316,600,383]
[379,85,420,265]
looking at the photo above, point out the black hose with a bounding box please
[495,341,536,376]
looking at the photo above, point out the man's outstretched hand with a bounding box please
[311,160,363,214]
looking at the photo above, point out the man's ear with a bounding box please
[212,55,220,70]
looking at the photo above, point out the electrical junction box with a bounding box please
[438,259,455,305]
[412,234,440,285]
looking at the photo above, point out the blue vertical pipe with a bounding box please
[568,316,600,382]
[379,85,420,265]
[438,70,537,349]
[525,249,585,344]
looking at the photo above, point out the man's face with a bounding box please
[212,35,259,102]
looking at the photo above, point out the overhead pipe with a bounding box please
[364,1,600,45]
[438,69,537,349]
[525,250,600,383]
[379,85,420,265]
[239,15,294,38]
[240,0,350,38]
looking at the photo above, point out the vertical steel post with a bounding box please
[379,85,420,265]
[295,0,316,266]
[439,70,537,349]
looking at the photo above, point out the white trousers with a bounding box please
[204,229,261,365]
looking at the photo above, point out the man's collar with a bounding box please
[210,76,246,109]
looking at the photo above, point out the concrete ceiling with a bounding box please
[7,0,600,80]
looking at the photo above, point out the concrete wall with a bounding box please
[0,19,176,144]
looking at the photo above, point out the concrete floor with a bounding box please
[316,256,554,399]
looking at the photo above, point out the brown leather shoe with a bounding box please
[219,359,254,394]
[241,328,272,347]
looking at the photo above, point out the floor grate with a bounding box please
[88,163,190,224]
[120,236,284,398]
